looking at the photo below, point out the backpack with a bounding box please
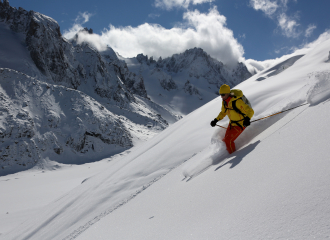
[223,89,252,128]
[234,94,252,111]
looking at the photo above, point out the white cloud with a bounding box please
[249,0,310,39]
[148,13,161,19]
[63,12,93,39]
[305,24,317,37]
[249,0,278,17]
[277,13,301,38]
[66,7,244,67]
[154,0,214,10]
[239,33,246,39]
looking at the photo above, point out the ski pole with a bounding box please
[216,124,227,129]
[215,102,308,129]
[251,103,309,123]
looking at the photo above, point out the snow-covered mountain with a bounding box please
[1,27,329,239]
[122,48,252,114]
[0,1,179,174]
[0,0,253,174]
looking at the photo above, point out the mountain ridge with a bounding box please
[0,0,252,174]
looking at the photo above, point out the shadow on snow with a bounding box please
[214,140,261,171]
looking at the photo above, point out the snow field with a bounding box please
[1,25,330,240]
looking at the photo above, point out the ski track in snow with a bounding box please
[66,102,314,239]
[62,153,198,240]
[57,98,327,239]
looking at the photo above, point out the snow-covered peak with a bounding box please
[126,47,252,115]
[136,47,219,71]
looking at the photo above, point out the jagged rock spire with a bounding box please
[3,0,10,7]
[83,27,93,34]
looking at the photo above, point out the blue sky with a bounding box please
[8,0,330,64]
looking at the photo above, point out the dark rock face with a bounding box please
[25,13,79,88]
[0,3,78,87]
[150,68,178,91]
[0,1,147,106]
[183,80,199,95]
[102,50,148,99]
[160,77,177,91]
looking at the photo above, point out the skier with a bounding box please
[210,84,254,154]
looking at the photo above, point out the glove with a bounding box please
[243,117,250,127]
[210,118,218,127]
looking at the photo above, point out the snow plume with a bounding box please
[245,30,330,73]
[63,12,93,39]
[292,29,330,55]
[307,71,330,105]
[245,58,278,73]
[63,7,244,67]
[75,31,108,52]
[245,49,303,73]
[250,0,303,38]
[154,0,214,10]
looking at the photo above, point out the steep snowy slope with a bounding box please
[1,32,329,240]
[79,99,330,240]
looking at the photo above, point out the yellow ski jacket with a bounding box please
[216,89,254,127]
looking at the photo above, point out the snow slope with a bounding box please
[80,101,330,240]
[1,33,330,240]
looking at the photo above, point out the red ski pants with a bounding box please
[222,124,245,154]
